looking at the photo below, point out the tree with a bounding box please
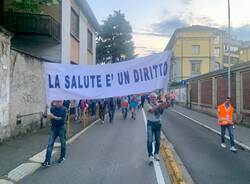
[11,0,57,13]
[96,10,135,64]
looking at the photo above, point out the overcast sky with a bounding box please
[88,0,250,57]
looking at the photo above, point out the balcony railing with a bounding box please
[0,12,60,42]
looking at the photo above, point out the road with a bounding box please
[161,109,250,184]
[20,110,169,184]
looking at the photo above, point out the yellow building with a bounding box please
[240,47,250,62]
[165,25,225,82]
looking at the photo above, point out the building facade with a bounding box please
[0,0,99,64]
[166,25,250,83]
[240,47,250,63]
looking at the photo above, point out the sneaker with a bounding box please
[148,156,154,165]
[221,143,226,149]
[57,157,66,164]
[41,161,51,167]
[154,154,160,161]
[102,120,104,124]
[230,146,237,152]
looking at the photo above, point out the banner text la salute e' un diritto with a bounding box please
[45,51,172,101]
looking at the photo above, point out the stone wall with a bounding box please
[0,28,12,140]
[0,28,46,141]
[9,50,46,136]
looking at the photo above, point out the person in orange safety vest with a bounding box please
[217,97,237,152]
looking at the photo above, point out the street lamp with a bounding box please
[227,0,231,98]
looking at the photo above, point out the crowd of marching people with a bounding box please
[49,90,177,124]
[42,91,178,167]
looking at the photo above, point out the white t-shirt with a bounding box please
[145,102,162,122]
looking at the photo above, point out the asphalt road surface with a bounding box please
[20,110,164,184]
[161,109,250,184]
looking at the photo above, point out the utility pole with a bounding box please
[227,0,231,98]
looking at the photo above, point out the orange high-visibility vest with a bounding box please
[217,104,234,125]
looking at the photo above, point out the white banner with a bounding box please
[45,51,172,101]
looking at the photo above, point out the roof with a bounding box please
[75,0,100,32]
[165,25,225,50]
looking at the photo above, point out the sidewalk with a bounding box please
[171,105,250,149]
[0,115,98,176]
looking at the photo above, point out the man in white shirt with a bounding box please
[145,92,169,164]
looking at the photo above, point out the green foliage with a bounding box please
[12,0,56,13]
[96,10,135,64]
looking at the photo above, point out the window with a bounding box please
[192,45,200,55]
[87,29,93,53]
[214,35,220,44]
[70,36,79,64]
[190,61,201,74]
[71,8,79,39]
[214,47,220,57]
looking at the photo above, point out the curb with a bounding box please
[160,133,193,184]
[1,119,100,183]
[171,109,250,151]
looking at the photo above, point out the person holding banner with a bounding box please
[42,100,67,167]
[145,93,169,164]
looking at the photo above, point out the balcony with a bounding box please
[0,12,60,42]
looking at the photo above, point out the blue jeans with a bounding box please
[45,126,66,163]
[221,124,235,147]
[147,120,161,157]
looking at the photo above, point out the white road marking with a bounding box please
[171,109,250,151]
[142,109,166,184]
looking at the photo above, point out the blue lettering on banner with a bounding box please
[78,76,83,88]
[65,75,70,89]
[118,71,130,85]
[97,75,102,88]
[152,65,158,78]
[164,62,168,76]
[48,74,54,88]
[149,66,153,79]
[84,76,89,88]
[118,72,123,85]
[159,63,163,76]
[90,75,95,88]
[139,68,144,82]
[106,74,111,87]
[124,71,130,84]
[143,67,150,81]
[71,75,77,89]
[133,69,139,83]
[55,75,60,88]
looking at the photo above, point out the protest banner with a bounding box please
[45,51,172,100]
